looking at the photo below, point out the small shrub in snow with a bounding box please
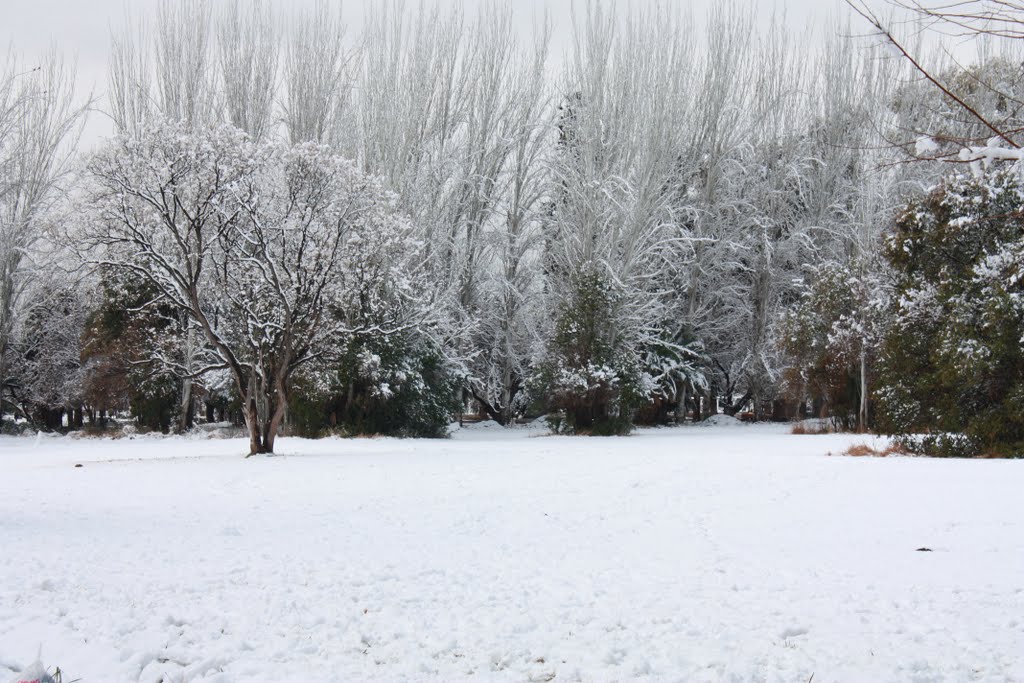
[534,270,647,436]
[290,334,459,439]
[895,433,982,459]
[0,418,28,436]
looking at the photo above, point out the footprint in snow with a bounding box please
[780,626,809,639]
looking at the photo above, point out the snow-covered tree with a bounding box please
[0,52,85,417]
[109,0,284,430]
[82,119,426,454]
[153,0,216,127]
[781,259,891,429]
[346,5,558,425]
[649,8,752,419]
[775,28,907,427]
[81,267,184,432]
[538,4,703,433]
[456,15,554,425]
[9,282,88,430]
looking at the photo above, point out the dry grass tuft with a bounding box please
[841,442,909,457]
[791,420,835,435]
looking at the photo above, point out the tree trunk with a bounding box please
[245,394,264,455]
[469,386,507,426]
[178,377,193,433]
[178,325,199,433]
[264,394,288,454]
[242,370,290,456]
[573,402,594,431]
[859,347,868,432]
[812,396,825,419]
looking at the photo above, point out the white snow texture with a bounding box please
[1,424,1022,682]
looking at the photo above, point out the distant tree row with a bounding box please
[3,0,1024,454]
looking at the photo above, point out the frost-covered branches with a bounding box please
[83,119,426,453]
[349,5,556,425]
[218,0,278,140]
[851,0,1024,167]
[537,4,702,432]
[0,52,85,416]
[111,0,281,138]
[282,1,353,144]
[15,0,1018,443]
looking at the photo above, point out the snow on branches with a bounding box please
[82,118,428,453]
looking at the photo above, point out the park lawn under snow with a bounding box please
[1,422,1022,683]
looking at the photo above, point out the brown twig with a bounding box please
[846,0,1021,148]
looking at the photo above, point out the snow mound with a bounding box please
[462,419,504,430]
[699,414,746,427]
[520,415,553,431]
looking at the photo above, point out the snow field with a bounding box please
[1,424,1022,682]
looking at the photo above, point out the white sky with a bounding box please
[4,0,858,146]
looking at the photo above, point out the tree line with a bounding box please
[2,0,1023,455]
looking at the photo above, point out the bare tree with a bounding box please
[802,24,905,427]
[282,0,353,144]
[354,1,470,257]
[0,51,86,416]
[109,14,152,135]
[463,14,554,425]
[351,4,554,423]
[154,0,216,126]
[670,5,759,418]
[218,0,279,140]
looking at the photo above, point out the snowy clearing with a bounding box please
[1,424,1023,683]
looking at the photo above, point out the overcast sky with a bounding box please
[4,0,856,146]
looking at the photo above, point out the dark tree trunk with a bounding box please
[177,378,193,434]
[724,391,753,417]
[468,387,508,426]
[573,406,594,431]
[812,396,826,419]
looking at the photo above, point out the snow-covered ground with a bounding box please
[1,423,1022,683]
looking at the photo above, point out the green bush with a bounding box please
[878,170,1024,457]
[290,334,459,439]
[535,269,647,435]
